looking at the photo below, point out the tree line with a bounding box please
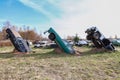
[0,21,83,44]
[0,21,43,41]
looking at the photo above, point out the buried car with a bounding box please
[6,28,31,53]
[85,27,115,51]
[44,27,75,54]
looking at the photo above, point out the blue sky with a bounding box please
[0,0,61,25]
[0,0,62,33]
[0,0,120,38]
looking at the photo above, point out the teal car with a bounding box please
[112,39,120,46]
[44,28,75,54]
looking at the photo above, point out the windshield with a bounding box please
[62,39,74,52]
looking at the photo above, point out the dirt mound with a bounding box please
[54,47,82,56]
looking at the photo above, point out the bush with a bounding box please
[0,40,12,47]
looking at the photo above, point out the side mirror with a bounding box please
[44,30,48,34]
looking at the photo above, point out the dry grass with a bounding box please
[0,46,120,80]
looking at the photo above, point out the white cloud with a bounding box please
[19,0,57,19]
[18,0,120,38]
[49,0,120,38]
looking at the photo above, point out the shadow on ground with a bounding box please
[0,52,14,58]
[0,49,73,59]
[0,47,118,59]
[80,48,116,56]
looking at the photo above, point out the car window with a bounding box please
[62,40,69,46]
[112,39,117,42]
[117,40,120,43]
[16,38,23,44]
[63,40,73,49]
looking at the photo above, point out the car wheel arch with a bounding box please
[48,33,56,41]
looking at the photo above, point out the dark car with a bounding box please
[85,27,115,51]
[6,28,31,52]
[44,27,75,54]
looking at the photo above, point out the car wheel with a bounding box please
[92,39,102,48]
[49,33,56,41]
[86,35,92,40]
[110,44,115,50]
[112,44,115,50]
[102,39,110,46]
[105,44,115,51]
[26,40,30,46]
[93,32,101,39]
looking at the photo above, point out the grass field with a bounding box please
[0,46,120,80]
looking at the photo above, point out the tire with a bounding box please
[110,44,115,50]
[102,39,110,46]
[92,39,102,48]
[48,33,55,41]
[105,44,115,51]
[86,35,92,40]
[93,32,101,39]
[102,39,115,51]
[26,40,30,46]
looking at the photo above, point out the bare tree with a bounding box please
[115,35,118,39]
[3,21,11,28]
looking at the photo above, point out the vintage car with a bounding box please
[85,27,115,51]
[44,27,75,54]
[6,28,31,52]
